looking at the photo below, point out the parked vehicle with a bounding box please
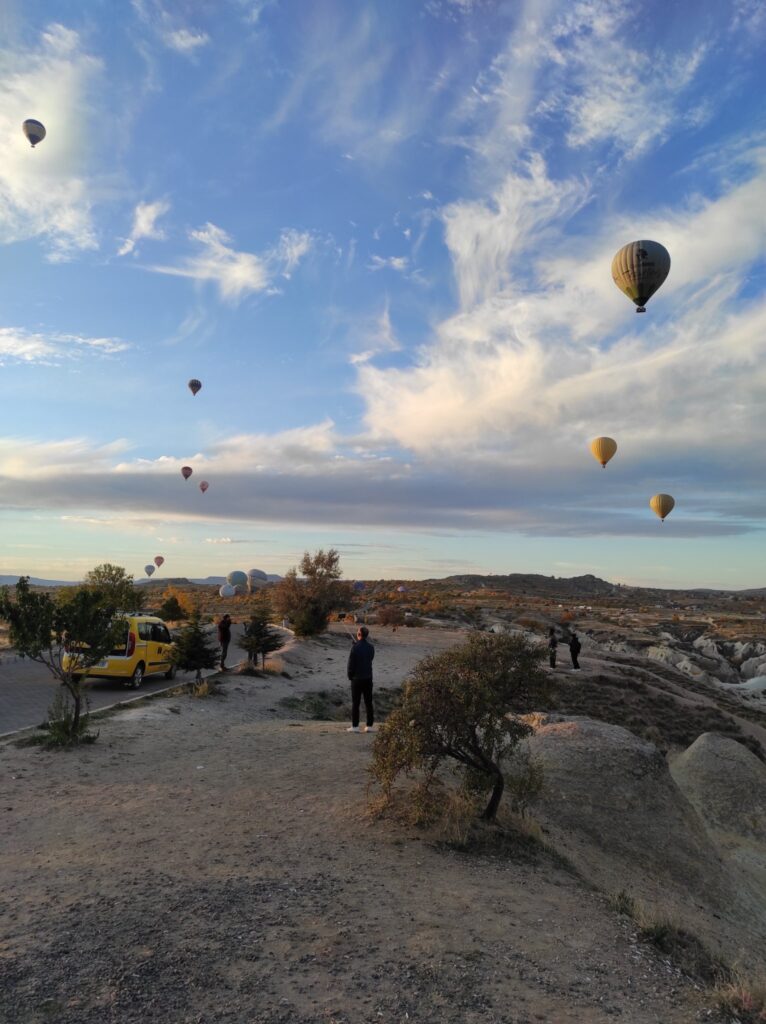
[63,615,176,688]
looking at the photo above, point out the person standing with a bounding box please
[547,627,558,669]
[217,613,232,670]
[569,632,582,671]
[346,626,375,733]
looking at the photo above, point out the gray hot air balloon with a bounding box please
[22,119,46,147]
[227,570,248,588]
[248,569,268,582]
[219,583,236,598]
[144,564,156,577]
[611,240,670,313]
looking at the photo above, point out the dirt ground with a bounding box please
[0,626,716,1023]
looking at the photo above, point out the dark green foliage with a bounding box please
[0,576,123,743]
[237,599,285,667]
[157,595,186,622]
[273,549,353,637]
[80,563,144,612]
[370,633,554,821]
[172,611,220,682]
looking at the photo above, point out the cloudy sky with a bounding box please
[1,0,765,587]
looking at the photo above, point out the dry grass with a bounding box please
[713,974,766,1022]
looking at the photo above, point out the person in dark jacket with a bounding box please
[547,627,558,669]
[569,632,581,671]
[217,614,232,670]
[346,626,375,733]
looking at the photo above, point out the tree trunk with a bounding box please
[70,682,82,739]
[481,768,504,821]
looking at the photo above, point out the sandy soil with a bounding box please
[0,626,713,1023]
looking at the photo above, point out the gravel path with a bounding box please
[0,629,713,1023]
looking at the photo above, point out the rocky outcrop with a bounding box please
[517,717,766,972]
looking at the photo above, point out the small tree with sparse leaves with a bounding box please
[0,577,124,743]
[370,633,554,822]
[237,598,285,668]
[272,549,353,637]
[172,611,220,683]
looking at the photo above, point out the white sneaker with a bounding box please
[364,725,375,733]
[346,726,360,732]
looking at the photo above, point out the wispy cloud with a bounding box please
[0,24,104,260]
[348,302,402,365]
[368,255,409,273]
[117,199,170,256]
[0,327,129,365]
[147,223,313,302]
[131,1,211,58]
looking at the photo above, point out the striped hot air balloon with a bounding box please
[22,119,46,147]
[611,241,670,313]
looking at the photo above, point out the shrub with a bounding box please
[237,599,285,668]
[370,633,554,821]
[378,605,405,627]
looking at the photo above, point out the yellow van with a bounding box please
[65,615,176,688]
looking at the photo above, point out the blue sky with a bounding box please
[1,0,765,588]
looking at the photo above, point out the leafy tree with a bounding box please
[157,587,190,622]
[237,598,285,668]
[172,611,220,683]
[273,549,353,637]
[370,633,554,822]
[0,577,124,742]
[81,563,144,612]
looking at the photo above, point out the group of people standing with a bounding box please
[548,628,581,670]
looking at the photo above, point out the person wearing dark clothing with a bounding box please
[347,626,375,733]
[569,632,581,670]
[547,627,558,669]
[217,614,232,670]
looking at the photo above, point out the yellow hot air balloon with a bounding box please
[649,493,675,522]
[612,240,670,313]
[590,436,617,468]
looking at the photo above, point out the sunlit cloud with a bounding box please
[0,24,104,260]
[164,28,210,54]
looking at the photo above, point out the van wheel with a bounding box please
[165,663,177,681]
[131,663,144,689]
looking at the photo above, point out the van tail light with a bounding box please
[126,631,136,657]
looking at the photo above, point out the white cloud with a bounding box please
[0,327,129,365]
[164,28,210,54]
[117,199,170,256]
[0,24,104,260]
[148,222,313,302]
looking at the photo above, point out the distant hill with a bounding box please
[437,573,620,597]
[0,574,282,589]
[0,575,80,588]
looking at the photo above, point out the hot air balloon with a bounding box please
[199,480,209,493]
[181,466,193,480]
[219,583,236,598]
[227,570,248,588]
[154,556,164,568]
[650,493,675,522]
[353,581,365,592]
[612,240,670,313]
[188,379,202,396]
[248,569,268,582]
[22,119,46,147]
[144,564,156,577]
[397,586,407,593]
[590,436,617,468]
